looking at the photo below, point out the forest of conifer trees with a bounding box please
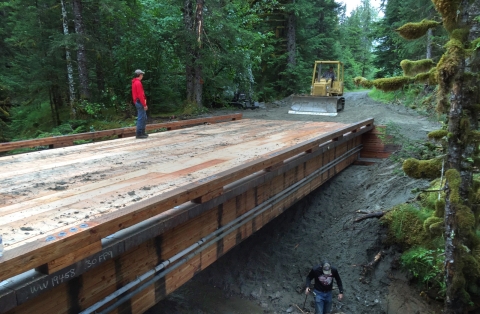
[0,0,446,142]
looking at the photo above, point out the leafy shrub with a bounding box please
[368,84,435,115]
[182,102,210,116]
[401,246,445,293]
[8,102,64,139]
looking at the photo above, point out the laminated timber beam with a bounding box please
[354,125,402,165]
[0,113,242,154]
[0,118,375,313]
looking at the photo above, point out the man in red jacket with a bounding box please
[131,69,148,139]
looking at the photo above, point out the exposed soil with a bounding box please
[147,91,444,314]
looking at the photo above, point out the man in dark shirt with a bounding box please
[322,66,336,81]
[305,261,344,314]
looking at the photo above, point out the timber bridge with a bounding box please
[0,114,391,313]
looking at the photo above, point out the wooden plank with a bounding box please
[49,139,74,149]
[159,211,219,259]
[192,187,224,204]
[78,245,154,307]
[11,242,123,305]
[265,161,284,172]
[0,114,243,153]
[0,223,101,283]
[0,159,226,229]
[42,241,102,275]
[129,284,156,314]
[6,280,71,314]
[77,260,118,305]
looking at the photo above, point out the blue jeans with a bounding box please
[135,101,147,135]
[314,290,332,314]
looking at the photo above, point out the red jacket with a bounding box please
[131,78,146,107]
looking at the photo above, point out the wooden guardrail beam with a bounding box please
[0,114,242,153]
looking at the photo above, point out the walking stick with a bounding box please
[302,293,308,309]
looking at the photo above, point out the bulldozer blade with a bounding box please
[288,95,344,116]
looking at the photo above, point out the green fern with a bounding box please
[401,246,445,292]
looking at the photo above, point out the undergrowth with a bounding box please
[376,121,444,177]
[381,203,447,298]
[401,247,446,295]
[182,102,211,116]
[368,84,438,115]
[6,101,135,141]
[374,82,480,302]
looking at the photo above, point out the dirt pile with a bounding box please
[148,91,444,314]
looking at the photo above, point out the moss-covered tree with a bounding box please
[360,0,480,312]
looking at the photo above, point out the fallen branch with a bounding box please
[354,211,384,223]
[360,251,384,278]
[365,251,383,268]
[356,210,370,214]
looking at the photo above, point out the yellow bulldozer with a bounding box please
[288,61,345,116]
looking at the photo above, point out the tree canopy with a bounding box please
[0,0,448,141]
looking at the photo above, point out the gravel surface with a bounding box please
[147,91,444,314]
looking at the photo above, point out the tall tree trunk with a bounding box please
[51,83,63,125]
[48,87,58,127]
[192,0,204,107]
[426,28,432,59]
[317,0,325,57]
[95,55,105,93]
[60,0,76,119]
[184,0,195,103]
[361,0,371,78]
[286,1,296,66]
[193,55,203,106]
[72,0,90,100]
[443,1,480,313]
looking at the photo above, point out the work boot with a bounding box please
[136,131,148,139]
[142,129,149,137]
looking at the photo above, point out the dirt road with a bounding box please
[148,91,443,314]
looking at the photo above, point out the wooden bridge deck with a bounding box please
[1,118,347,250]
[0,116,379,314]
